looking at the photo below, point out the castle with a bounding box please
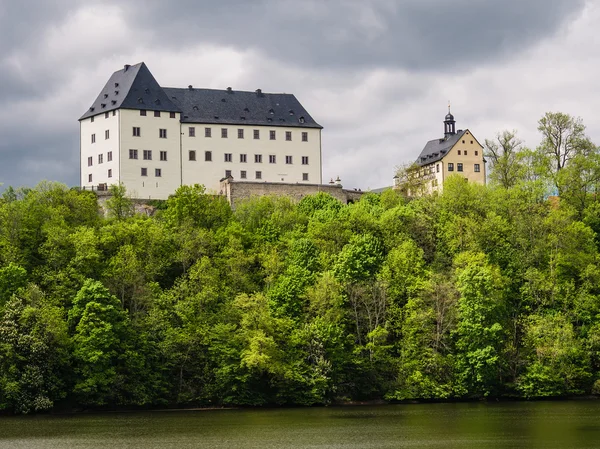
[80,63,485,203]
[393,108,486,194]
[79,62,323,200]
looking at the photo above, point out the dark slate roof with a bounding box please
[163,87,322,128]
[415,130,467,166]
[79,62,181,120]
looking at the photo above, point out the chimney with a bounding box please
[255,88,263,96]
[124,64,131,71]
[226,87,233,93]
[188,85,193,90]
[335,176,341,186]
[329,178,334,185]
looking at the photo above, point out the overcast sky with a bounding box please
[1,0,597,191]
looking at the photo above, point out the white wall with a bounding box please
[118,109,182,199]
[180,124,322,193]
[81,111,324,199]
[80,110,120,189]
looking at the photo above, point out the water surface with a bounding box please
[1,401,599,448]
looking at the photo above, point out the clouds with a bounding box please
[120,0,584,71]
[0,0,595,191]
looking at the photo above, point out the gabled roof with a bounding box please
[415,130,468,166]
[163,87,322,128]
[79,62,181,120]
[80,62,322,128]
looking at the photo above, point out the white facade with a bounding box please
[81,113,322,199]
[181,124,321,192]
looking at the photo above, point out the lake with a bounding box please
[0,401,599,448]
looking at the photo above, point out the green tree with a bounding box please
[453,252,505,397]
[0,285,70,413]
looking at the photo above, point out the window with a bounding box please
[240,154,247,163]
[105,129,110,140]
[105,112,109,119]
[302,173,309,181]
[159,129,167,138]
[143,150,152,160]
[457,150,461,155]
[462,140,465,144]
[221,128,228,138]
[457,163,463,172]
[141,168,148,177]
[133,127,141,137]
[160,151,167,161]
[464,151,468,156]
[255,171,262,180]
[91,116,94,123]
[189,150,196,161]
[436,163,440,173]
[302,156,309,165]
[112,110,116,117]
[238,129,244,139]
[270,130,276,140]
[91,134,96,144]
[107,151,113,162]
[140,110,147,116]
[474,164,481,173]
[224,153,232,162]
[98,154,103,164]
[254,154,262,163]
[225,170,232,178]
[154,111,160,118]
[108,169,112,178]
[205,127,212,137]
[286,155,293,164]
[129,149,138,159]
[240,170,247,179]
[88,174,92,183]
[471,140,474,144]
[155,168,162,177]
[269,155,276,164]
[253,129,260,139]
[205,151,212,162]
[475,150,478,156]
[302,132,308,142]
[170,112,176,119]
[286,131,292,141]
[87,156,93,167]
[448,163,454,171]
[189,127,196,137]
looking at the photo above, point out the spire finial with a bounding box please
[448,100,451,113]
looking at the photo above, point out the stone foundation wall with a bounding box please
[219,179,363,209]
[95,181,364,215]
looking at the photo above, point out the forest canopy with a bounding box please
[1,111,600,413]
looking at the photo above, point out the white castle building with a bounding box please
[79,62,323,199]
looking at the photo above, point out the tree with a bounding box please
[105,183,133,220]
[538,112,593,173]
[0,285,70,413]
[484,130,525,188]
[517,313,592,397]
[453,252,506,397]
[0,263,27,307]
[68,280,131,405]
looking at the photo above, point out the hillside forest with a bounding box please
[1,112,600,414]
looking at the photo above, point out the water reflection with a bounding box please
[0,401,598,449]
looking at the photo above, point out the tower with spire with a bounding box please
[444,102,456,137]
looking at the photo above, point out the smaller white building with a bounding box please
[79,63,323,199]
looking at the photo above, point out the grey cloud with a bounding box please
[121,0,585,72]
